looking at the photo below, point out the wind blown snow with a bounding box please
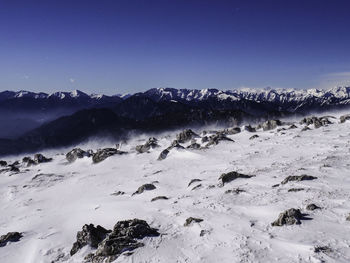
[1,112,350,263]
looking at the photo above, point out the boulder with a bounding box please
[70,224,111,256]
[300,116,332,128]
[71,219,159,262]
[340,114,350,123]
[176,129,199,143]
[184,217,203,226]
[0,160,7,166]
[206,133,234,147]
[219,171,254,185]
[92,148,126,163]
[34,153,52,164]
[135,137,159,154]
[151,196,169,202]
[22,157,36,167]
[261,120,282,131]
[157,149,169,161]
[281,175,317,185]
[66,148,92,163]
[132,184,156,195]
[188,179,202,187]
[271,208,303,226]
[0,232,22,247]
[243,125,256,132]
[222,127,241,135]
[306,204,321,211]
[249,135,259,140]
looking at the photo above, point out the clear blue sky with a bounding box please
[1,0,350,95]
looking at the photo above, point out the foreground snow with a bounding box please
[1,113,350,262]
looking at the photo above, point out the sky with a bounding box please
[0,0,350,95]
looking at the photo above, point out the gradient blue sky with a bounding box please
[1,0,350,95]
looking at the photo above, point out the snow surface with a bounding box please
[1,112,350,262]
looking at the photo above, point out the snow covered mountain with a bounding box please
[1,112,350,262]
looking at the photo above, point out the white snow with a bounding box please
[1,113,350,262]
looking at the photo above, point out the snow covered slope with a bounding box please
[1,112,350,262]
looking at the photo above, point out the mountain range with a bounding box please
[1,86,350,156]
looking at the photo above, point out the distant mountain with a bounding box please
[1,86,350,155]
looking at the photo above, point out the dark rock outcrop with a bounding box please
[306,204,321,211]
[271,208,303,226]
[34,153,52,164]
[151,196,169,202]
[219,171,254,185]
[206,133,234,147]
[132,184,156,195]
[281,175,317,185]
[249,135,259,140]
[157,149,169,161]
[0,232,22,247]
[300,116,332,128]
[135,137,159,153]
[71,224,111,256]
[66,148,92,163]
[176,129,199,143]
[243,125,256,132]
[0,160,7,166]
[261,119,282,131]
[222,127,241,135]
[340,114,350,123]
[188,179,202,187]
[72,219,159,262]
[184,217,203,226]
[92,148,126,163]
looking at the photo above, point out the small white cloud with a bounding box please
[69,78,75,83]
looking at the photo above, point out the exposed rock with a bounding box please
[66,148,92,163]
[111,191,125,196]
[340,114,350,123]
[34,153,52,164]
[0,160,7,166]
[168,140,185,150]
[225,188,245,194]
[288,188,304,192]
[277,128,286,132]
[271,208,303,226]
[243,125,256,132]
[261,119,282,131]
[346,214,350,221]
[135,137,159,153]
[72,219,159,262]
[201,136,209,143]
[301,126,311,131]
[188,179,202,187]
[272,184,280,188]
[314,246,332,253]
[70,224,111,256]
[88,219,159,262]
[9,165,20,173]
[22,157,36,167]
[92,148,126,163]
[0,232,23,247]
[184,217,203,226]
[219,171,254,185]
[249,135,259,140]
[289,124,298,129]
[191,184,202,190]
[132,184,156,195]
[306,204,321,211]
[187,142,201,149]
[281,175,317,185]
[157,149,169,161]
[206,133,234,147]
[300,116,332,129]
[176,129,199,143]
[151,196,169,202]
[222,127,241,135]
